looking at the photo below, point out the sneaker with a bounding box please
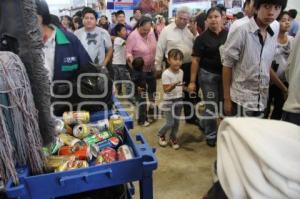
[206,132,217,147]
[148,118,155,123]
[206,139,216,147]
[170,138,180,150]
[141,121,150,127]
[158,136,168,147]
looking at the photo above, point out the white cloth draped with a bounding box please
[217,118,300,199]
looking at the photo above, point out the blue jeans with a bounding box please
[198,68,222,141]
[158,99,183,140]
[182,62,201,122]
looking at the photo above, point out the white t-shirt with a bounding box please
[112,37,126,65]
[161,68,183,100]
[74,26,112,64]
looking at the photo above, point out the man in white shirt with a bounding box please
[155,6,200,125]
[222,0,288,117]
[74,8,113,66]
[36,0,92,116]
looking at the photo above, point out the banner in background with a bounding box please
[107,0,169,14]
[211,0,224,6]
[71,0,86,7]
[173,0,205,4]
[107,0,134,10]
[134,0,169,13]
[170,0,210,17]
[224,0,242,8]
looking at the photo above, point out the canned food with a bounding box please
[100,147,117,163]
[95,155,105,165]
[90,144,99,158]
[74,145,92,161]
[65,124,73,135]
[58,146,73,156]
[110,114,120,120]
[83,131,113,145]
[45,155,77,172]
[73,124,90,139]
[108,136,121,147]
[116,134,124,145]
[49,137,64,154]
[117,145,134,161]
[91,136,121,156]
[55,119,65,134]
[55,160,89,172]
[42,147,50,157]
[87,126,101,135]
[58,133,81,146]
[94,119,110,131]
[63,111,90,125]
[109,115,125,136]
[58,145,92,161]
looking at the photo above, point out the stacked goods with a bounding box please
[44,112,134,173]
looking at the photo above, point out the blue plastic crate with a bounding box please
[6,131,157,199]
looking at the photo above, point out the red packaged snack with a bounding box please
[117,145,134,161]
[100,147,117,163]
[58,145,92,161]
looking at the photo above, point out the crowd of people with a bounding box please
[37,0,299,150]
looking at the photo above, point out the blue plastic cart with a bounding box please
[5,98,157,199]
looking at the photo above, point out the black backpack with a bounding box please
[52,64,113,116]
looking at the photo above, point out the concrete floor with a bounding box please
[118,80,217,199]
[131,119,216,199]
